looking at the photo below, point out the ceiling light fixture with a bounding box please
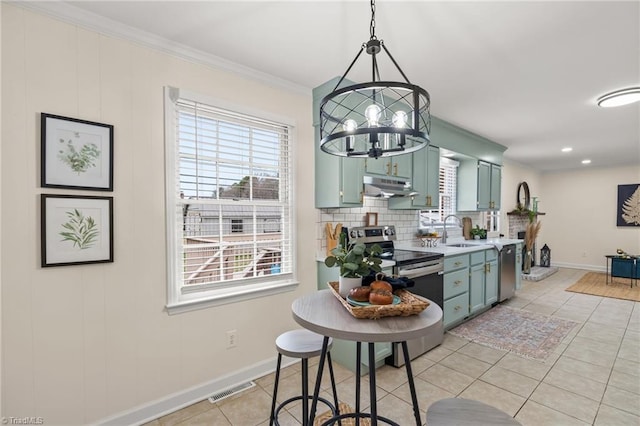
[561,147,572,153]
[319,0,430,159]
[597,87,640,107]
[582,159,592,164]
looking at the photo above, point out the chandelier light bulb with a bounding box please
[343,119,358,132]
[392,111,408,128]
[364,104,381,127]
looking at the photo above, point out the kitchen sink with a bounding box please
[447,243,478,247]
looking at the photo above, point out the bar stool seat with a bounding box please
[270,329,340,426]
[426,398,522,426]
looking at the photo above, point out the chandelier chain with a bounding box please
[369,0,376,40]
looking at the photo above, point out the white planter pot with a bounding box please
[338,276,363,298]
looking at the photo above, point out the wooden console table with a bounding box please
[605,255,639,288]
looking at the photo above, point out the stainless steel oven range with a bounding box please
[349,225,445,367]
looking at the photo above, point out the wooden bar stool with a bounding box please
[269,329,340,426]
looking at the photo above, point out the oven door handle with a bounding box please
[397,265,444,279]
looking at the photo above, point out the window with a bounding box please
[165,87,296,313]
[420,157,458,223]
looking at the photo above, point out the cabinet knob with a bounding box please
[386,162,391,175]
[393,163,398,176]
[454,280,461,285]
[455,261,462,266]
[454,305,461,311]
[426,195,432,206]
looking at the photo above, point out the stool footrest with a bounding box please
[273,396,336,426]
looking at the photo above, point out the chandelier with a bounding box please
[319,0,431,159]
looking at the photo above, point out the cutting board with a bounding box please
[462,217,473,240]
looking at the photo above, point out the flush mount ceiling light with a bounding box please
[597,87,640,107]
[319,0,430,159]
[561,147,573,153]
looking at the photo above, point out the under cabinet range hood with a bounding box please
[363,176,418,198]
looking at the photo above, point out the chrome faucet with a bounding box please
[441,214,461,244]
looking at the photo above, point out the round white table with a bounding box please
[291,289,443,426]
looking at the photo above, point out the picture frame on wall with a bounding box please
[41,194,114,267]
[617,183,640,227]
[41,113,114,191]
[365,212,378,227]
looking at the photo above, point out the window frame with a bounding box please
[164,87,298,314]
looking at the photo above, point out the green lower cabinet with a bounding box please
[444,293,469,329]
[469,264,485,314]
[329,340,391,374]
[485,259,499,305]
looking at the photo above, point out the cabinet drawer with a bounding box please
[444,293,469,327]
[444,269,469,299]
[444,254,469,271]
[470,251,485,265]
[485,248,498,262]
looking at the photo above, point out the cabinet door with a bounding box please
[390,145,438,210]
[490,164,501,210]
[470,264,485,314]
[365,157,389,176]
[485,259,499,305]
[477,161,491,209]
[392,154,412,180]
[340,157,364,205]
[425,146,440,208]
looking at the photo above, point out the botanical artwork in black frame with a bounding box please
[41,194,114,267]
[41,113,114,191]
[617,183,640,227]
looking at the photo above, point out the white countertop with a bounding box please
[395,237,523,256]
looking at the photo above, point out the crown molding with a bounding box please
[10,0,311,96]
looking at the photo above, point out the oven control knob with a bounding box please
[358,230,365,237]
[384,228,394,236]
[350,230,357,239]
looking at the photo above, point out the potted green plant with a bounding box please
[470,225,487,240]
[325,242,383,297]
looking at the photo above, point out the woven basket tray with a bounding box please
[327,281,430,319]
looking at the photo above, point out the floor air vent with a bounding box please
[208,381,256,404]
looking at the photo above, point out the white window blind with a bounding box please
[439,158,458,221]
[165,88,294,311]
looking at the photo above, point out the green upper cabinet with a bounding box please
[365,153,412,180]
[389,145,440,210]
[313,77,365,208]
[457,159,502,211]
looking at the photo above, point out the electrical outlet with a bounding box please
[226,330,237,348]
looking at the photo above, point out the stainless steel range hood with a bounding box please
[363,176,418,198]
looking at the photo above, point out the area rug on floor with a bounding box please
[314,402,370,426]
[448,305,578,361]
[565,272,640,302]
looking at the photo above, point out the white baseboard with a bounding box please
[552,262,606,273]
[96,355,296,426]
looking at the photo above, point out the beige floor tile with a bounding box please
[418,363,474,395]
[563,344,617,368]
[422,344,452,362]
[576,322,625,346]
[618,338,640,361]
[608,369,640,395]
[333,374,387,411]
[480,365,539,398]
[175,406,231,426]
[370,364,409,393]
[439,352,492,378]
[602,384,640,416]
[374,393,421,425]
[565,293,603,309]
[458,380,526,417]
[406,352,436,375]
[552,305,594,323]
[495,352,552,381]
[543,365,606,401]
[552,356,611,384]
[392,375,455,411]
[595,403,640,426]
[440,333,469,351]
[521,302,558,316]
[568,335,619,356]
[515,400,590,426]
[613,357,640,378]
[217,386,274,425]
[457,341,508,364]
[530,382,599,424]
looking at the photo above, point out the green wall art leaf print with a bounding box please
[59,209,99,249]
[57,135,101,174]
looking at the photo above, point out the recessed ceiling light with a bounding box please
[597,87,640,107]
[561,147,573,153]
[582,159,591,164]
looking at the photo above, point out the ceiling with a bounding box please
[24,1,640,172]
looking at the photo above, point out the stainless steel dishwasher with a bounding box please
[499,244,517,301]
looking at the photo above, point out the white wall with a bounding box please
[540,165,640,269]
[1,5,315,424]
[502,159,640,269]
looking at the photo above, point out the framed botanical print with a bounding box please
[617,183,640,227]
[41,194,114,267]
[41,113,114,191]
